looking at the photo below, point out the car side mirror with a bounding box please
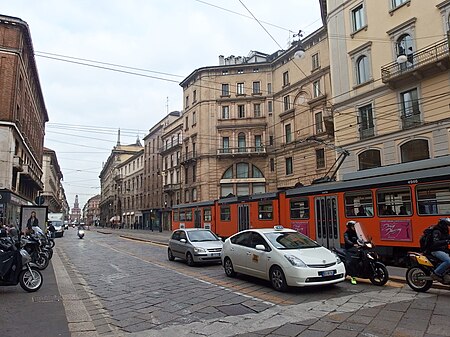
[255,244,266,251]
[180,238,187,243]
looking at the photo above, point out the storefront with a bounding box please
[0,189,32,227]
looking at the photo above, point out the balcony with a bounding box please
[113,172,123,182]
[217,117,267,130]
[12,155,23,171]
[180,151,197,164]
[217,146,267,158]
[381,39,449,88]
[401,109,421,129]
[163,183,181,192]
[159,139,182,155]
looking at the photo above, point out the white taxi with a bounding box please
[221,226,346,291]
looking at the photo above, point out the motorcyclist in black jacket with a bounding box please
[429,218,450,283]
[344,220,359,285]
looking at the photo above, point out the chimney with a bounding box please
[219,55,224,65]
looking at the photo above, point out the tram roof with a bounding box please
[172,200,215,209]
[287,156,450,197]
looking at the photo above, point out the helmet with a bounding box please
[346,220,357,228]
[438,218,450,226]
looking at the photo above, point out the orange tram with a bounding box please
[172,157,450,263]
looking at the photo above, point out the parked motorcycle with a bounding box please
[0,230,43,292]
[406,251,450,292]
[77,228,85,239]
[333,222,389,286]
[21,233,50,270]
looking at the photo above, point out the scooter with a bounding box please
[333,222,389,286]
[0,230,43,292]
[77,228,85,239]
[405,251,450,292]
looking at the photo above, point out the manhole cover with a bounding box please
[215,304,256,316]
[33,295,62,303]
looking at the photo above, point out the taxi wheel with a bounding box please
[224,258,236,277]
[270,266,288,292]
[186,253,195,266]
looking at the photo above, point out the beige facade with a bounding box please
[83,194,100,226]
[42,147,67,214]
[99,132,143,225]
[326,0,450,176]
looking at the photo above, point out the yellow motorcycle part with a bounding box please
[416,255,434,267]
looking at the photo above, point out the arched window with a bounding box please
[356,55,369,84]
[401,140,429,163]
[397,34,414,68]
[222,167,233,179]
[220,163,266,197]
[236,163,249,178]
[238,133,246,152]
[252,165,263,178]
[358,149,381,170]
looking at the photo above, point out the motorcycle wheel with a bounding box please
[35,253,50,270]
[369,262,389,286]
[48,239,55,249]
[406,266,433,292]
[45,248,53,260]
[19,267,43,292]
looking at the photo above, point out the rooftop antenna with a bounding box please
[166,96,169,114]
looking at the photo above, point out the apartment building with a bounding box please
[83,194,100,226]
[142,111,180,231]
[0,15,48,226]
[42,147,67,213]
[325,0,450,175]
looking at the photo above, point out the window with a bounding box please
[356,55,369,84]
[221,83,230,96]
[254,135,262,151]
[268,101,273,113]
[222,137,230,153]
[392,0,408,9]
[192,164,196,182]
[204,208,212,221]
[400,88,420,129]
[236,163,249,178]
[312,53,320,70]
[267,83,272,94]
[252,81,261,94]
[193,90,197,102]
[315,112,323,134]
[185,116,189,130]
[400,139,429,163]
[237,69,244,74]
[238,105,245,118]
[358,149,381,170]
[238,133,246,152]
[237,82,244,95]
[222,106,230,119]
[253,103,261,117]
[313,80,320,98]
[192,188,197,201]
[290,199,310,219]
[283,71,289,86]
[269,135,273,146]
[185,95,189,107]
[236,184,249,196]
[396,34,414,69]
[352,4,365,32]
[253,183,265,194]
[184,190,190,203]
[377,187,411,216]
[283,95,290,111]
[285,124,292,143]
[220,206,231,221]
[345,191,373,217]
[253,68,259,73]
[173,210,179,222]
[417,183,450,215]
[192,111,196,126]
[252,165,263,177]
[258,203,273,220]
[270,158,275,172]
[316,149,325,168]
[221,184,233,197]
[222,70,228,75]
[285,157,293,175]
[359,104,374,139]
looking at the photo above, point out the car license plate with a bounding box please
[320,270,335,277]
[211,253,221,257]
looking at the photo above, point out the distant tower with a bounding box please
[116,128,121,146]
[70,195,82,223]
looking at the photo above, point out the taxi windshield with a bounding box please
[263,231,319,250]
[187,230,220,242]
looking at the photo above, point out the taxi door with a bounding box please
[244,232,270,278]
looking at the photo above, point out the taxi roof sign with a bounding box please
[274,225,284,231]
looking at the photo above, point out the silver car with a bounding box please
[168,228,223,266]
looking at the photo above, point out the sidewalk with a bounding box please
[94,227,449,289]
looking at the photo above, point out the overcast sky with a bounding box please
[2,0,323,209]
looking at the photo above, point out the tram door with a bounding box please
[314,196,340,249]
[194,210,201,228]
[238,204,250,232]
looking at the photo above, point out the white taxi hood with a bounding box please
[287,246,337,264]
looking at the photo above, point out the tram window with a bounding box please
[185,210,192,221]
[179,211,186,221]
[344,191,373,217]
[220,206,231,221]
[290,198,310,219]
[377,188,411,216]
[173,210,179,222]
[258,202,273,220]
[204,208,212,221]
[417,183,450,215]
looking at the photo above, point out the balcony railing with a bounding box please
[381,39,449,84]
[159,139,182,154]
[401,109,421,129]
[217,146,267,156]
[163,183,181,192]
[359,127,375,140]
[180,151,197,163]
[12,156,23,171]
